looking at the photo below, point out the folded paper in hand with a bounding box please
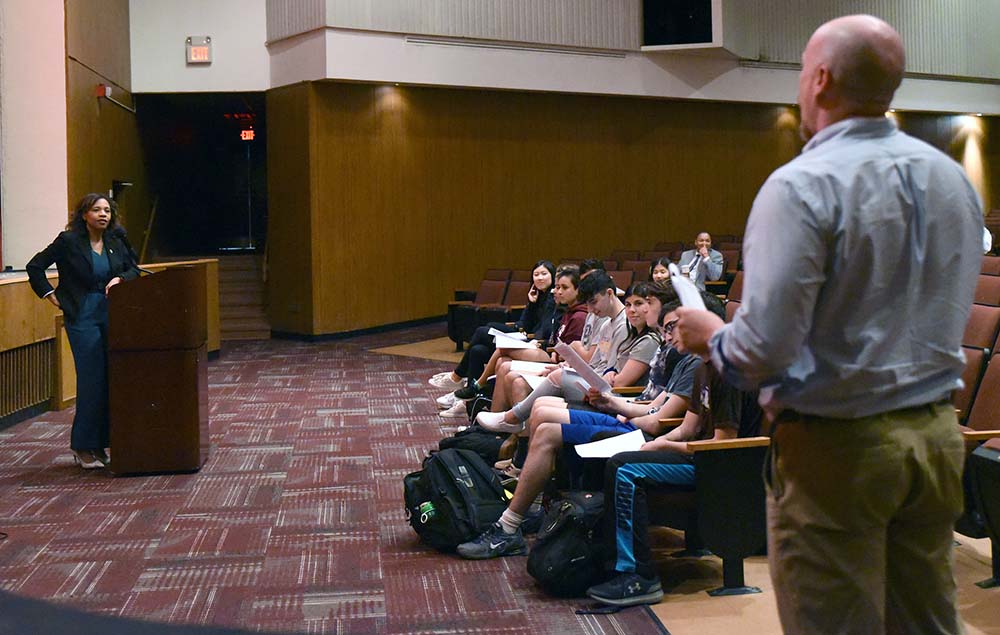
[553,342,611,394]
[668,263,706,310]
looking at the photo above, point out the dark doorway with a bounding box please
[136,93,267,257]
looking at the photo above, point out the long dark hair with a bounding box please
[66,193,120,234]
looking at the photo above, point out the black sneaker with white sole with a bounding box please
[586,572,664,606]
[456,522,526,559]
[453,381,480,401]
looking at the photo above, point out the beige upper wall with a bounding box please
[0,0,70,270]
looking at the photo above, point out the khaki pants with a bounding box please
[767,402,965,634]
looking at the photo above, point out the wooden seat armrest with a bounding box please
[687,436,771,452]
[546,347,556,354]
[448,300,474,307]
[632,400,652,405]
[962,429,1000,441]
[657,417,684,428]
[507,304,526,312]
[612,386,644,396]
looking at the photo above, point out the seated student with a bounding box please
[445,265,587,417]
[430,260,556,400]
[649,257,671,285]
[587,359,762,606]
[474,270,629,432]
[569,258,611,361]
[495,280,682,477]
[677,232,724,291]
[456,301,703,559]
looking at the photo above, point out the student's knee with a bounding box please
[531,423,564,450]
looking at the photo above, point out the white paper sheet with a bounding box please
[574,428,645,458]
[509,360,552,374]
[522,374,548,390]
[553,342,612,394]
[668,263,706,310]
[493,333,536,349]
[488,328,526,341]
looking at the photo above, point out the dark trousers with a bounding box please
[603,451,695,579]
[454,323,515,379]
[65,292,110,451]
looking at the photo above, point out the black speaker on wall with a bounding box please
[643,0,713,46]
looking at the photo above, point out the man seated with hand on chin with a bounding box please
[677,232,724,291]
[456,297,721,560]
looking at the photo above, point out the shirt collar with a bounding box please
[802,116,897,154]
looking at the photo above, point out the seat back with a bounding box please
[954,346,989,422]
[717,241,743,251]
[610,249,640,264]
[964,304,1000,351]
[622,260,652,282]
[608,270,633,293]
[727,271,745,302]
[642,250,671,262]
[474,279,507,305]
[725,300,741,323]
[975,275,1000,306]
[966,355,1000,433]
[484,269,510,282]
[720,249,741,275]
[654,241,685,252]
[510,269,531,282]
[502,281,532,307]
[602,260,618,272]
[983,255,1000,276]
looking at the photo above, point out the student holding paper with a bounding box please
[456,301,703,560]
[586,361,762,606]
[432,260,556,416]
[475,270,628,431]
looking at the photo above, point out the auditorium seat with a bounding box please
[725,300,741,323]
[602,259,618,272]
[954,346,988,422]
[654,241,685,252]
[983,255,1000,276]
[647,436,771,596]
[719,249,741,276]
[607,270,633,293]
[510,269,531,282]
[642,250,671,262]
[447,277,509,350]
[479,280,532,326]
[621,260,652,282]
[610,249,640,264]
[974,274,1000,306]
[955,355,1000,587]
[727,271,744,302]
[963,304,1000,351]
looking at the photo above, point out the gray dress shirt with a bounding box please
[710,117,984,418]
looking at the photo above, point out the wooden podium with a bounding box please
[107,267,210,475]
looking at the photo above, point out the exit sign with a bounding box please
[186,36,212,64]
[241,129,255,141]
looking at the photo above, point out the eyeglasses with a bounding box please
[663,319,679,335]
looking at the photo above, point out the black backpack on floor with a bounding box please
[403,448,509,552]
[527,491,607,597]
[438,423,506,464]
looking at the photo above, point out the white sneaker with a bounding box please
[439,401,469,419]
[475,411,524,433]
[430,373,464,390]
[436,392,458,409]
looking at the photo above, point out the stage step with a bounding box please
[217,254,269,341]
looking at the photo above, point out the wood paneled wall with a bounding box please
[65,0,151,248]
[267,81,802,335]
[266,81,995,336]
[266,84,317,334]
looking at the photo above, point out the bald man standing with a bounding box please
[676,15,983,634]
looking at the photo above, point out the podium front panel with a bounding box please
[109,345,209,475]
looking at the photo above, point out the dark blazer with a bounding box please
[26,229,141,323]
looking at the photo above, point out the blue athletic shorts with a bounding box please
[562,409,637,445]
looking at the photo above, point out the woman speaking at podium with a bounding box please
[26,193,141,469]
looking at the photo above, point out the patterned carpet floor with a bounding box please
[0,323,665,634]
